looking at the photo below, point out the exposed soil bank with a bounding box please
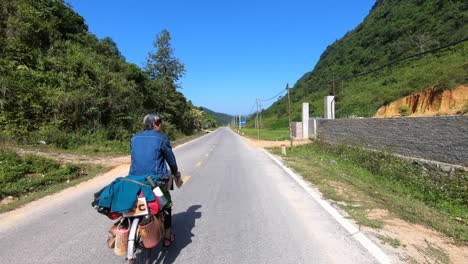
[375,85,468,117]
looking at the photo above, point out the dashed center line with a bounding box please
[196,161,203,167]
[182,176,191,183]
[205,154,209,157]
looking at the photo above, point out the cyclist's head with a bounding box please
[143,114,165,131]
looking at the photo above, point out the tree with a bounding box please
[145,29,185,89]
[144,30,195,134]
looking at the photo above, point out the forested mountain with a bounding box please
[199,107,233,125]
[0,0,210,146]
[262,0,467,127]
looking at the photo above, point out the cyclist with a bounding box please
[129,114,182,247]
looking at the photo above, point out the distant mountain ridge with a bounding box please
[262,0,467,127]
[200,107,233,125]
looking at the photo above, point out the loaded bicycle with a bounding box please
[93,176,175,264]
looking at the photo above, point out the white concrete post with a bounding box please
[313,119,317,139]
[324,96,335,119]
[302,103,309,139]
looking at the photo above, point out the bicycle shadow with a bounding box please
[150,204,202,264]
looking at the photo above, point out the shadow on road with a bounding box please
[150,204,202,264]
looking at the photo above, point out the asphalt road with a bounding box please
[0,127,388,264]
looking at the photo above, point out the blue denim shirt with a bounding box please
[129,130,178,179]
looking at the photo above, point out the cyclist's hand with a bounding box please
[174,171,183,188]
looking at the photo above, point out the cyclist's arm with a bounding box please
[162,138,178,175]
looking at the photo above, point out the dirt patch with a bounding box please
[367,209,468,264]
[0,196,17,206]
[242,137,311,148]
[375,85,468,117]
[13,148,130,166]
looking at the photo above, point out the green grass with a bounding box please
[0,164,106,213]
[378,235,406,248]
[343,204,384,229]
[238,128,290,141]
[269,142,468,243]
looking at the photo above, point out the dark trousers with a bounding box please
[163,207,172,229]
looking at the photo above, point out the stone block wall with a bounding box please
[313,116,468,166]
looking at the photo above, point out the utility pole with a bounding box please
[259,102,263,129]
[287,83,293,147]
[256,98,260,139]
[333,81,336,96]
[239,113,241,131]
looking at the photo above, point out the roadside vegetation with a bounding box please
[0,149,105,213]
[0,0,222,154]
[0,0,227,195]
[270,141,468,244]
[6,129,210,157]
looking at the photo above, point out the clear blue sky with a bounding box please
[67,0,375,116]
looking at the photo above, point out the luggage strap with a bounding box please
[119,177,152,189]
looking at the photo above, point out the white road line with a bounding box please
[262,149,392,264]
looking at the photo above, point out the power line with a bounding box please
[247,100,257,116]
[259,88,287,102]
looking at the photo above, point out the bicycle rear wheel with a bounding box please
[127,217,153,264]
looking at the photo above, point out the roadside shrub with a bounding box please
[398,104,410,116]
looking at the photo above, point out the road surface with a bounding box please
[0,127,389,263]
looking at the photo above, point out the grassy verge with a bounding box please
[9,129,212,157]
[269,141,467,244]
[238,128,290,141]
[0,149,107,213]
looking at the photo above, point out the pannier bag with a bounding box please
[139,215,161,248]
[114,224,130,256]
[107,224,118,249]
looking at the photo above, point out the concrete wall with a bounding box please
[291,122,303,139]
[311,116,468,166]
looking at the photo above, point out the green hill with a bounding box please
[199,107,233,125]
[262,0,467,128]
